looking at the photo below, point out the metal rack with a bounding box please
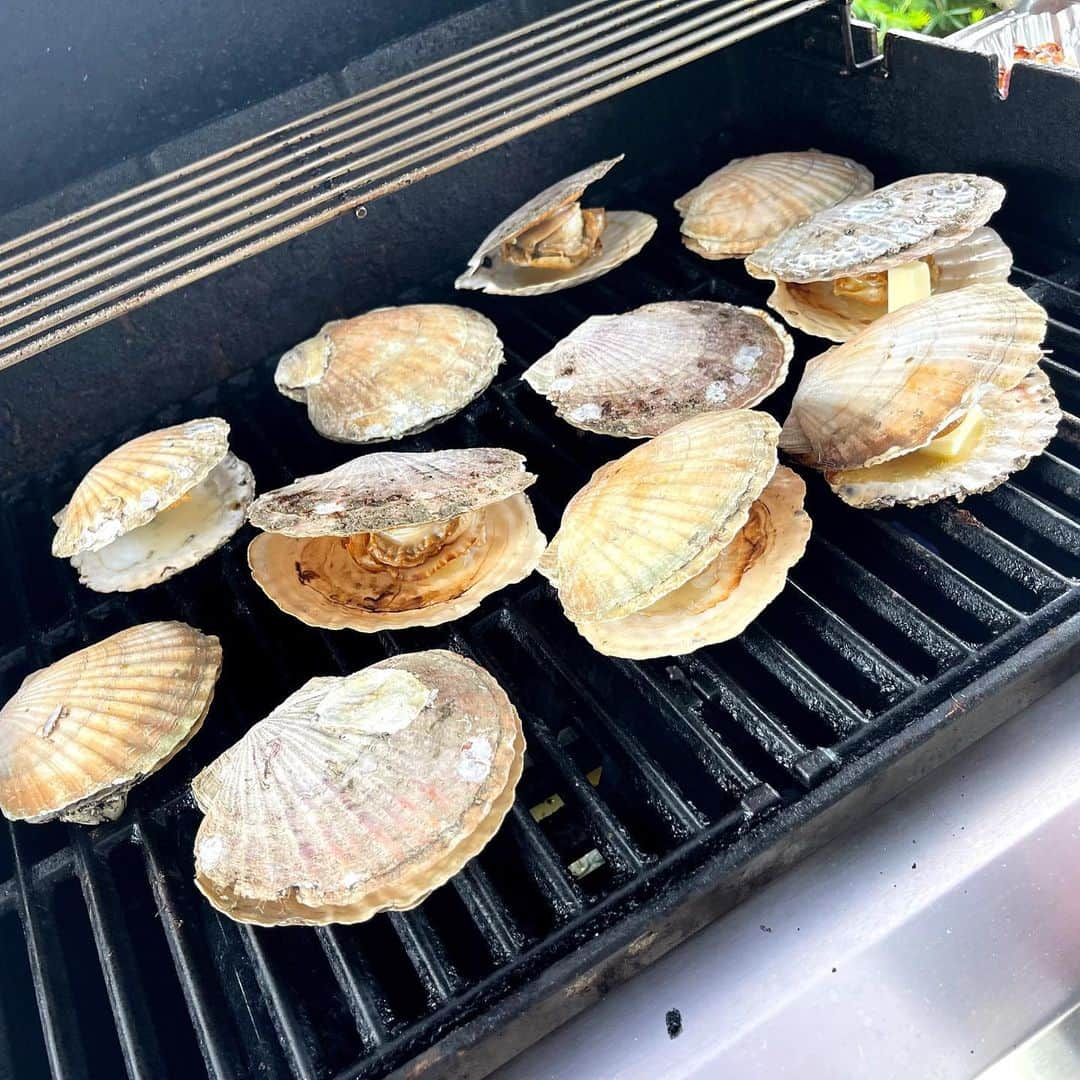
[2,192,1078,1076]
[0,0,825,372]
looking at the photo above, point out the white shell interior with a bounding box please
[71,453,254,591]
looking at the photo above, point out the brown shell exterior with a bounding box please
[0,622,221,824]
[522,301,793,437]
[572,467,811,658]
[248,448,535,537]
[779,284,1047,471]
[53,418,231,557]
[675,151,873,259]
[191,650,524,925]
[544,410,780,621]
[247,493,545,632]
[746,174,1006,283]
[827,368,1061,509]
[276,305,504,444]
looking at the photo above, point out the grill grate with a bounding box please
[2,174,1079,1079]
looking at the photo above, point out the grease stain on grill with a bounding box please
[665,1007,683,1039]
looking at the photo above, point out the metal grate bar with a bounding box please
[504,804,587,918]
[0,0,823,369]
[387,911,463,1008]
[7,825,90,1080]
[453,864,526,964]
[978,484,1080,578]
[70,829,165,1080]
[316,928,391,1050]
[135,813,251,1080]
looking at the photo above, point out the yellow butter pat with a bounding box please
[887,261,932,312]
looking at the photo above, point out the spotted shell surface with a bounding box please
[779,284,1047,471]
[53,418,232,557]
[191,650,524,925]
[248,448,535,538]
[572,467,810,658]
[827,368,1061,509]
[766,227,1014,343]
[522,301,793,437]
[247,492,545,632]
[0,622,221,824]
[746,174,1006,284]
[70,453,254,593]
[458,157,622,277]
[542,410,780,622]
[675,151,873,259]
[455,211,656,297]
[275,305,504,444]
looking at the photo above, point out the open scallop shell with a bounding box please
[52,418,253,592]
[541,410,781,622]
[827,368,1061,509]
[572,467,810,658]
[766,227,1014,342]
[0,622,221,825]
[191,650,524,926]
[746,173,1006,284]
[247,449,545,631]
[674,151,873,260]
[779,284,1048,473]
[455,156,657,295]
[522,301,793,437]
[275,305,504,443]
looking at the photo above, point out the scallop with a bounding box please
[247,448,545,631]
[767,227,1014,342]
[0,622,221,825]
[455,156,657,296]
[275,304,504,443]
[746,174,1008,340]
[522,301,793,437]
[52,418,253,592]
[674,150,873,260]
[191,650,524,926]
[780,283,1059,508]
[540,411,810,658]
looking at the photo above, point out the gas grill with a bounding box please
[1,1,1079,1078]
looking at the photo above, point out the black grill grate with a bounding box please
[2,173,1079,1080]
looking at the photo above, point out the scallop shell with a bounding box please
[0,622,221,825]
[766,227,1014,343]
[191,650,524,926]
[248,448,534,537]
[779,284,1048,472]
[746,174,1005,284]
[247,448,545,631]
[674,151,873,260]
[52,418,253,592]
[522,301,793,437]
[542,410,781,622]
[572,467,810,658]
[827,368,1061,509]
[275,305,504,443]
[248,493,545,631]
[455,156,656,295]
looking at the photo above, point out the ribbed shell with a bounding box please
[542,410,781,621]
[248,493,545,632]
[0,622,221,824]
[746,174,1006,284]
[779,284,1047,471]
[70,453,254,593]
[522,301,793,437]
[275,305,504,444]
[674,151,873,259]
[53,418,231,557]
[827,368,1061,509]
[455,212,656,297]
[572,467,810,658]
[248,448,535,538]
[191,650,524,925]
[766,227,1014,343]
